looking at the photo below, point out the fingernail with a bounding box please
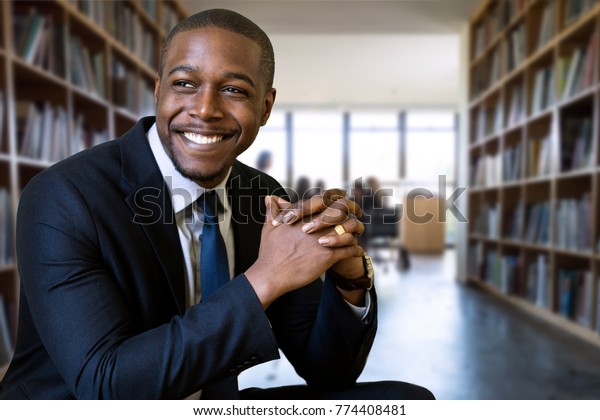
[283,211,297,224]
[318,237,331,245]
[302,221,315,233]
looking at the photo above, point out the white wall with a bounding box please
[270,34,461,108]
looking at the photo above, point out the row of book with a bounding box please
[474,202,500,238]
[12,7,66,77]
[474,102,503,141]
[559,34,597,100]
[0,188,14,268]
[506,82,525,127]
[506,23,526,72]
[70,36,105,98]
[472,0,526,59]
[524,201,550,245]
[535,0,555,51]
[531,65,554,115]
[472,245,600,331]
[0,294,13,367]
[12,6,163,89]
[107,2,158,68]
[560,116,594,172]
[503,144,521,181]
[527,136,551,177]
[503,202,523,240]
[471,154,502,187]
[558,269,594,327]
[70,0,105,27]
[555,195,592,251]
[0,90,4,149]
[565,0,597,26]
[112,60,138,112]
[17,101,108,162]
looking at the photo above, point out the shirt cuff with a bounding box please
[344,290,372,322]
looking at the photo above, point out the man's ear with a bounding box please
[261,88,277,126]
[154,75,161,105]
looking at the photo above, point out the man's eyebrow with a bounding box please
[167,65,199,77]
[224,72,255,88]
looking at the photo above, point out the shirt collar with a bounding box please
[147,123,232,214]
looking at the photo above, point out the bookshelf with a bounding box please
[467,0,600,347]
[0,0,187,369]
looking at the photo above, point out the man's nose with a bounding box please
[190,87,224,120]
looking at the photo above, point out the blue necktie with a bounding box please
[198,190,238,399]
[199,190,229,300]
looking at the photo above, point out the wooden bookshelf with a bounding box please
[0,0,188,369]
[467,0,600,347]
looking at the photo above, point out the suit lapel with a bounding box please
[227,163,265,276]
[121,118,186,314]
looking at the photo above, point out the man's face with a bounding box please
[155,27,276,188]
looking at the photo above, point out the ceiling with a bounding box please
[179,0,480,34]
[176,0,481,107]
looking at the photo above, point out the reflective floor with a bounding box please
[239,250,600,399]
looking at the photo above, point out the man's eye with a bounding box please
[174,81,194,88]
[225,87,246,95]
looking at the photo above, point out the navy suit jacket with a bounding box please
[0,117,376,399]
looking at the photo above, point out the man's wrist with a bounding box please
[326,253,374,291]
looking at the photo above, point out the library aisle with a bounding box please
[239,250,600,399]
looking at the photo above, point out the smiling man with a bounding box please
[0,9,433,400]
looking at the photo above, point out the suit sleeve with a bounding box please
[16,171,280,399]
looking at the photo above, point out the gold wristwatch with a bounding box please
[327,253,374,291]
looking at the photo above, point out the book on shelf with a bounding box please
[140,81,155,117]
[560,116,593,171]
[489,47,501,85]
[503,201,523,240]
[505,0,526,23]
[16,100,88,163]
[555,195,592,251]
[112,59,137,112]
[507,82,524,126]
[507,24,526,71]
[596,277,600,333]
[72,113,109,153]
[13,9,66,78]
[77,0,106,28]
[557,269,593,326]
[70,36,105,98]
[527,136,551,177]
[525,253,550,309]
[561,33,596,99]
[0,90,4,147]
[0,294,14,367]
[0,188,14,267]
[468,242,484,278]
[475,202,499,238]
[499,254,520,295]
[473,23,485,58]
[162,4,181,33]
[531,65,554,114]
[536,0,555,50]
[564,0,597,26]
[502,143,522,181]
[524,201,550,245]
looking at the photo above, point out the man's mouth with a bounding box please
[182,132,225,145]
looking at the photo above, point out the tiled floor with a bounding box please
[239,250,600,399]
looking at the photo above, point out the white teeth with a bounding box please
[183,132,224,144]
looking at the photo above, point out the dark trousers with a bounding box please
[241,381,435,400]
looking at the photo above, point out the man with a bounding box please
[0,9,433,399]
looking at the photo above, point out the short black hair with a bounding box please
[158,9,275,90]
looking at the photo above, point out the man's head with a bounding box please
[159,9,275,91]
[154,9,276,188]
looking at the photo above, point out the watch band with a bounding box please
[327,253,374,291]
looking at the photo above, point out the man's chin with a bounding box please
[174,161,230,187]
